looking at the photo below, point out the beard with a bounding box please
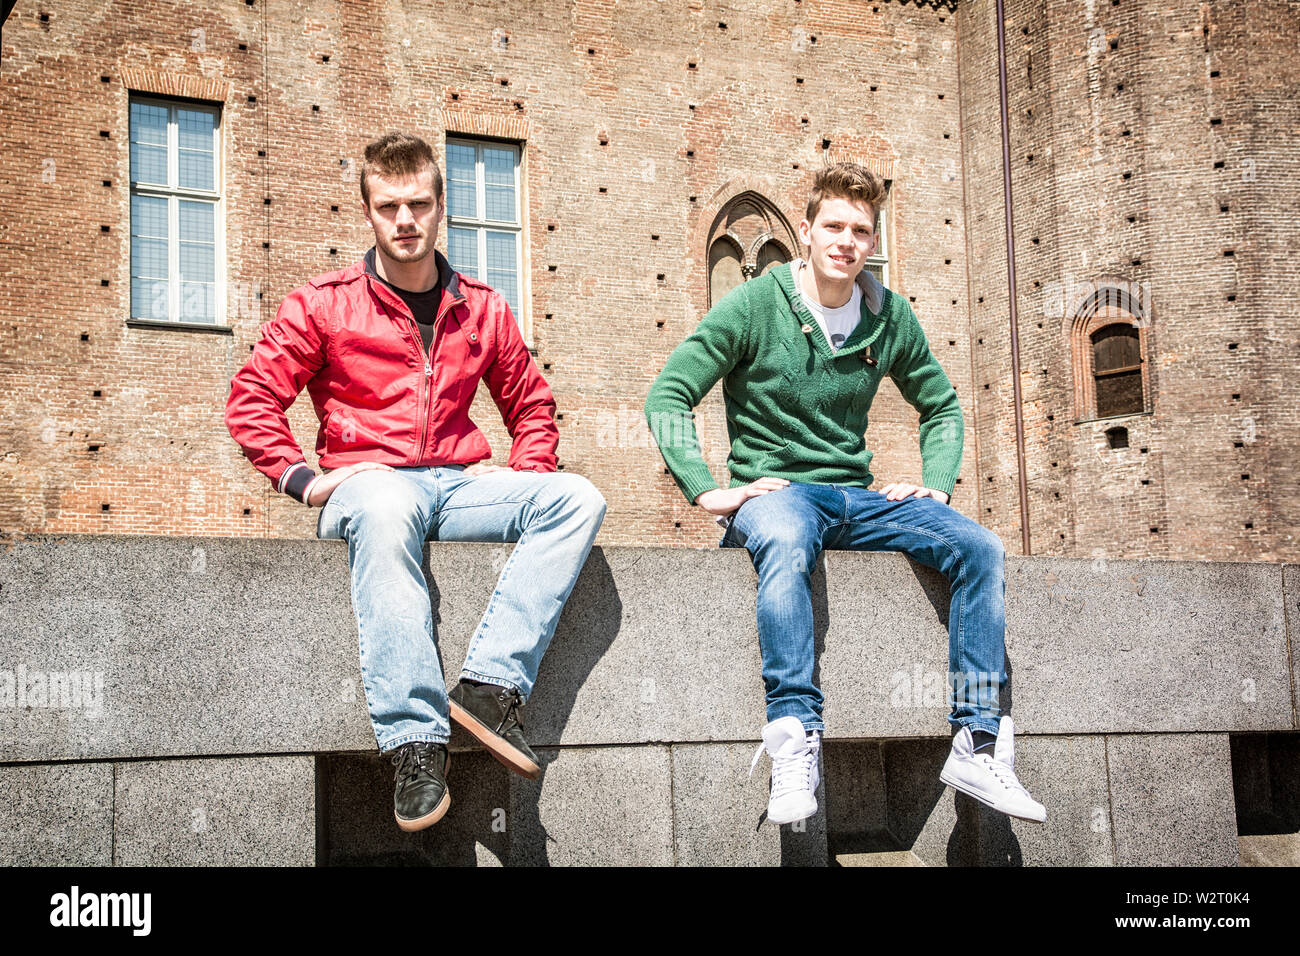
[378,229,432,264]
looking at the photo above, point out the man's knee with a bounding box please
[951,520,1005,567]
[538,472,607,524]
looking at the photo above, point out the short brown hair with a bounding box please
[359,132,444,205]
[805,162,887,225]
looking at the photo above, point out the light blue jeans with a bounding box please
[721,483,1007,736]
[317,466,606,752]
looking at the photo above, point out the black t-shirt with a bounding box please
[364,249,441,353]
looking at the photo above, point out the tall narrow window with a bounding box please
[445,138,523,323]
[129,97,222,324]
[1069,280,1151,421]
[862,192,890,287]
[1092,324,1143,417]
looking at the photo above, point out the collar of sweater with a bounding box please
[773,260,889,358]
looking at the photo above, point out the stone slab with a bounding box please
[112,755,315,866]
[1283,564,1298,730]
[506,745,674,866]
[529,547,770,745]
[322,750,509,867]
[1239,833,1300,866]
[883,734,1113,866]
[1107,734,1239,866]
[671,741,826,866]
[0,535,374,762]
[821,553,1291,737]
[1,536,1291,764]
[0,761,113,865]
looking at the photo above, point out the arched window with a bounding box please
[706,192,799,306]
[1069,280,1152,421]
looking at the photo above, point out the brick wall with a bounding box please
[957,0,1300,561]
[1,0,1295,561]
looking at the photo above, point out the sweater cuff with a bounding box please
[675,463,721,506]
[279,462,318,503]
[922,469,959,499]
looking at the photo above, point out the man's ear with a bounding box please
[797,217,812,247]
[360,197,374,229]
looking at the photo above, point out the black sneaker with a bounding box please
[448,680,541,779]
[390,741,451,832]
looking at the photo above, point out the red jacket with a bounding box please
[225,250,558,501]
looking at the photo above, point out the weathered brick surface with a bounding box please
[958,0,1300,561]
[0,0,1294,560]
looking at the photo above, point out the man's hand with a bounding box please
[880,482,949,505]
[305,461,396,507]
[694,477,790,516]
[463,462,512,477]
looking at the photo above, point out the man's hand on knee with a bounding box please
[694,476,790,516]
[305,461,397,507]
[880,481,949,505]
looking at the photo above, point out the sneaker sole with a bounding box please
[395,754,452,832]
[449,699,542,780]
[767,800,817,826]
[939,767,1046,824]
[395,789,451,832]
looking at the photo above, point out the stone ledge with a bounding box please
[0,535,1292,763]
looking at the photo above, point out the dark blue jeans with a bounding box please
[721,483,1006,735]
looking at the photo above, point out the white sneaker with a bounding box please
[750,716,821,825]
[939,716,1047,823]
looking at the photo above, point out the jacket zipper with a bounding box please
[413,295,464,461]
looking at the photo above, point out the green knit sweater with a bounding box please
[644,262,964,505]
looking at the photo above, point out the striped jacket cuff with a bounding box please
[278,462,317,503]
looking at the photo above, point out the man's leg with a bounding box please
[724,483,840,732]
[430,467,606,775]
[316,467,452,831]
[830,486,1044,822]
[829,486,1006,736]
[316,467,448,749]
[724,483,839,825]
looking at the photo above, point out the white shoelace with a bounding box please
[750,736,819,795]
[973,753,1030,796]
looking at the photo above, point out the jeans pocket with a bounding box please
[720,514,749,549]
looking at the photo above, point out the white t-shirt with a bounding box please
[795,259,862,352]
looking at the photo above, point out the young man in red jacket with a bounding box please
[226,133,606,832]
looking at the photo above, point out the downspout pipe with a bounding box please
[995,0,1033,555]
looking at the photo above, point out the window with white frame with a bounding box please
[129,97,222,325]
[862,186,890,288]
[445,138,523,325]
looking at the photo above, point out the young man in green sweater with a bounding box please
[645,163,1045,826]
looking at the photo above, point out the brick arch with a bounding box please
[698,182,800,308]
[1068,276,1153,420]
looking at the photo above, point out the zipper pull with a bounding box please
[424,363,432,377]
